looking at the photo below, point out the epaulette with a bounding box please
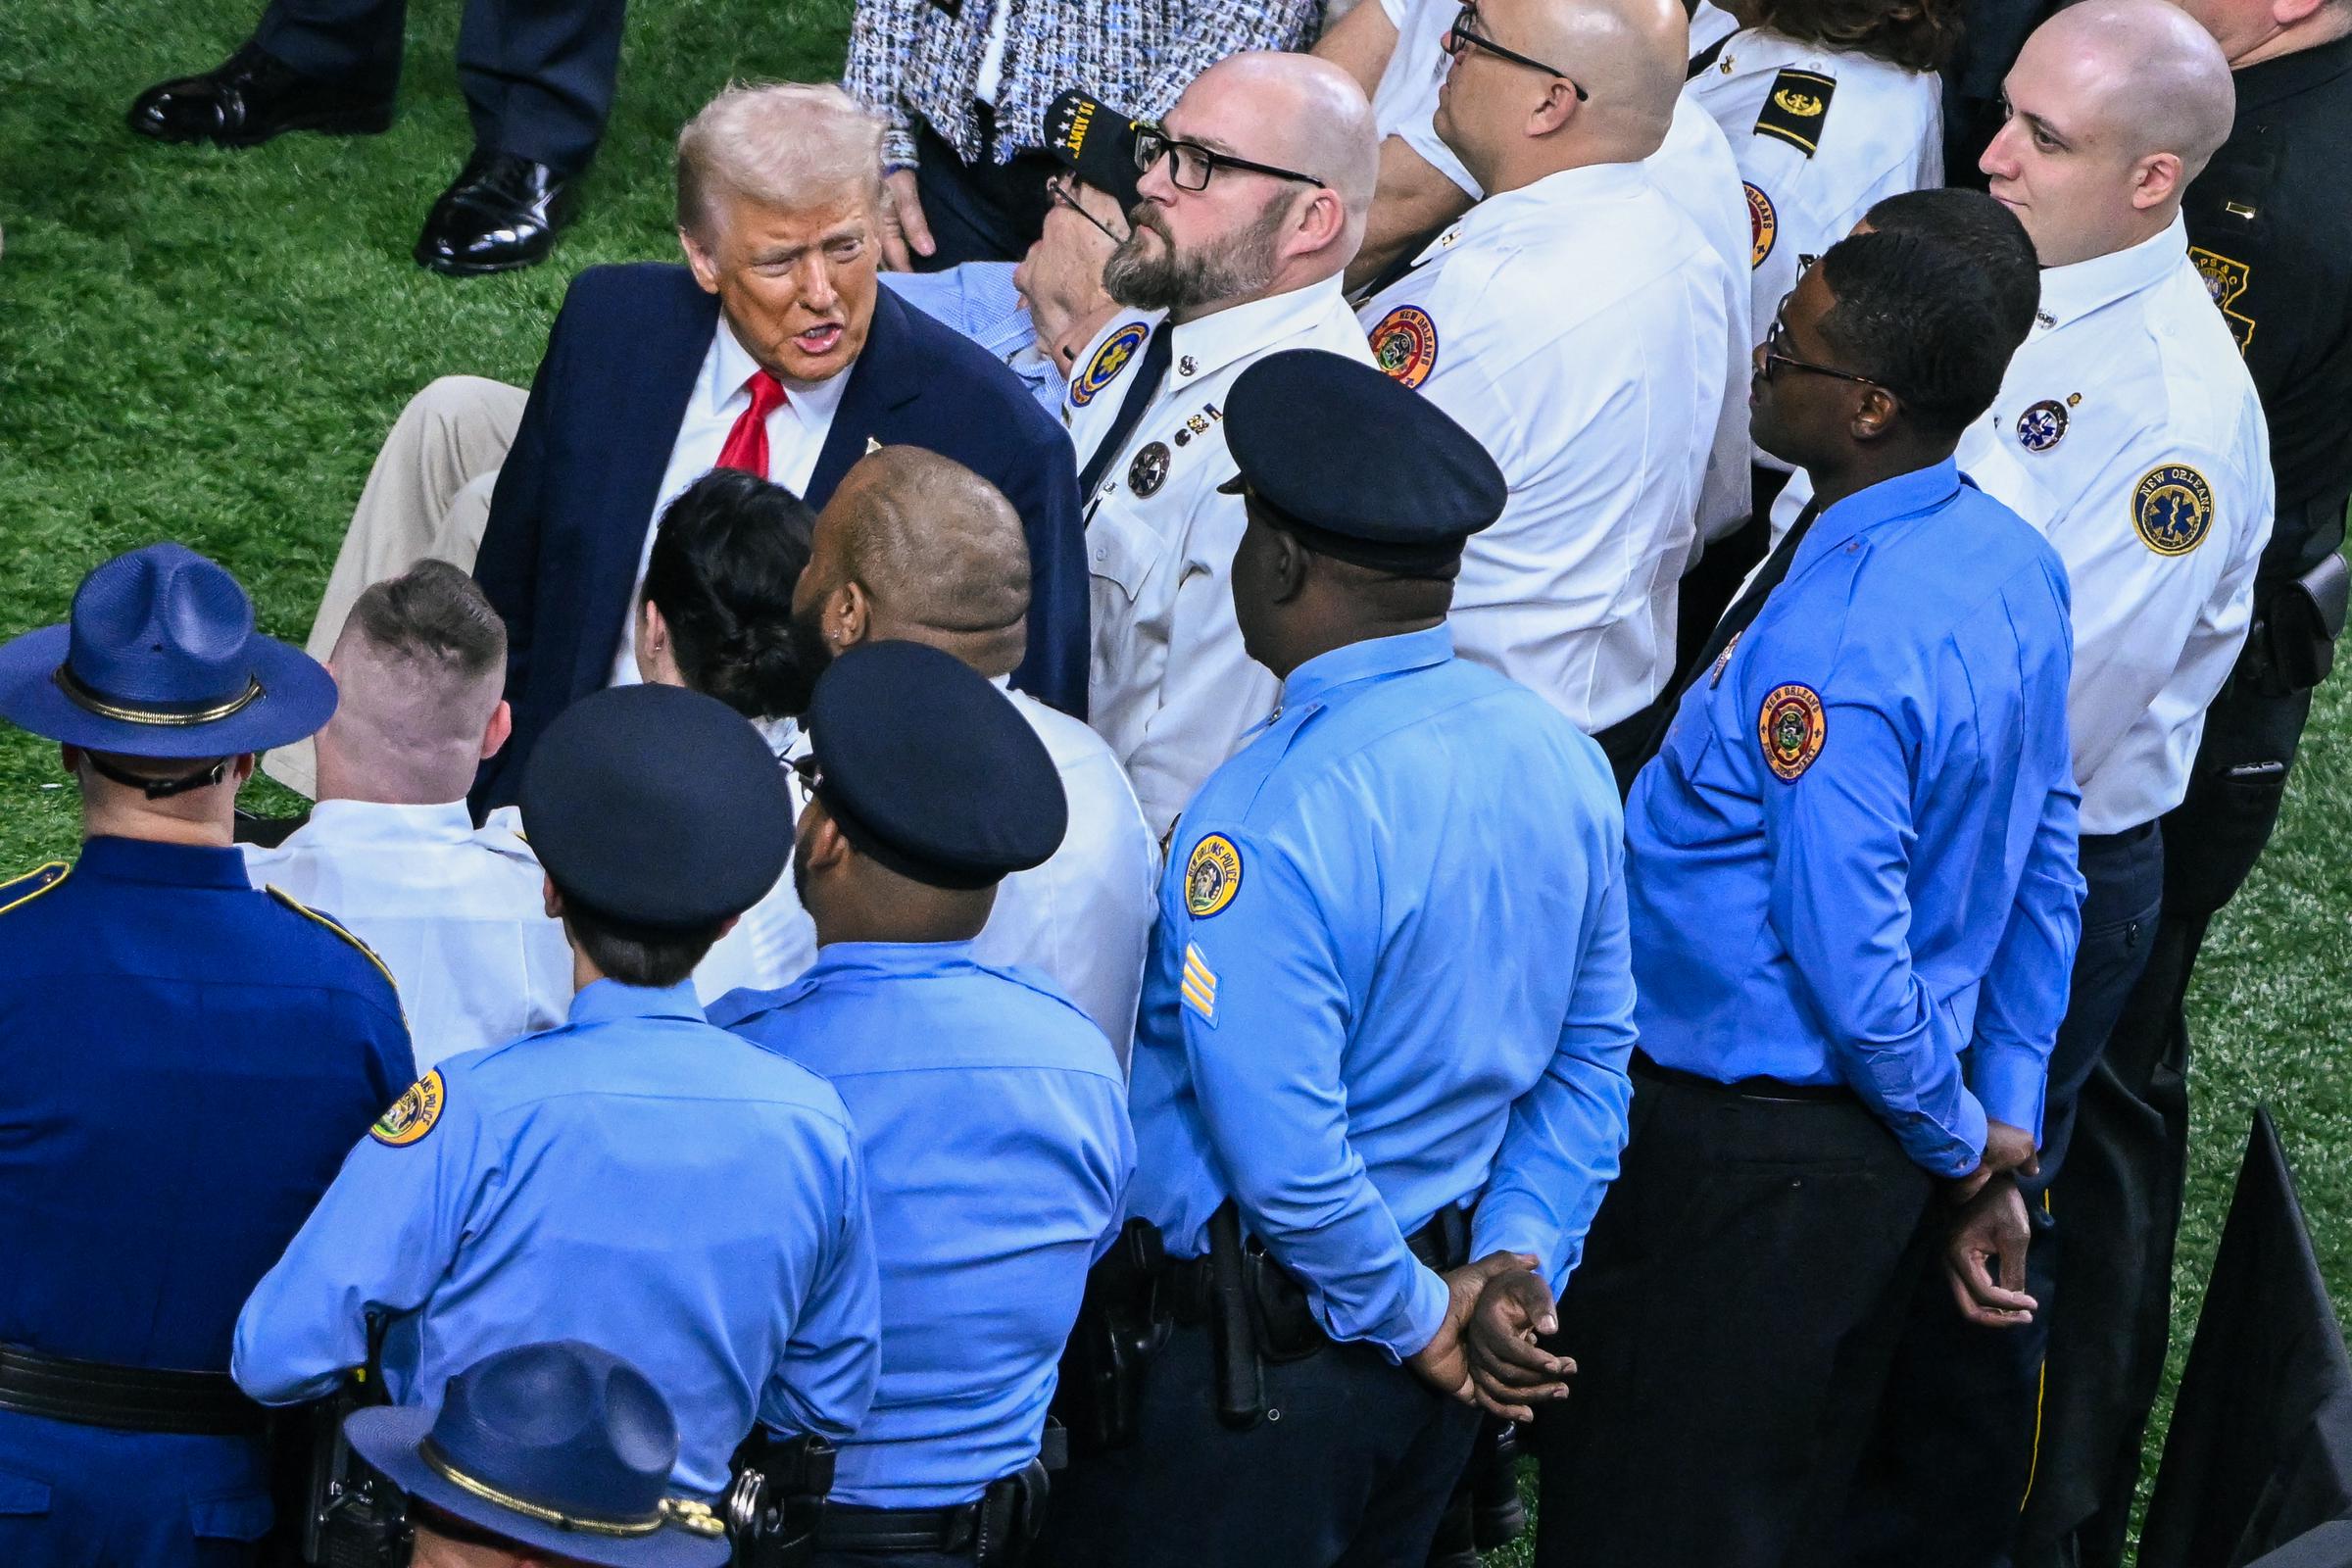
[0,860,70,920]
[265,886,405,1014]
[1755,67,1837,157]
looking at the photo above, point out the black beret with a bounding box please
[520,684,794,931]
[1046,88,1146,216]
[805,641,1067,890]
[1218,349,1508,572]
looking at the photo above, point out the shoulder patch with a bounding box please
[1368,305,1440,389]
[1758,683,1827,782]
[1754,68,1836,156]
[0,860,70,920]
[2189,247,2256,353]
[1743,182,1778,269]
[1072,320,1150,407]
[1184,834,1244,918]
[2132,465,2215,557]
[370,1069,446,1148]
[267,886,403,1004]
[1180,942,1219,1024]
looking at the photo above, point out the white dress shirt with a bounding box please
[242,800,574,1069]
[608,318,850,685]
[1374,0,1479,198]
[1652,94,1757,546]
[1771,218,2275,834]
[1690,0,1740,57]
[1683,25,1942,356]
[1066,278,1376,836]
[1356,162,1734,730]
[689,684,1160,1061]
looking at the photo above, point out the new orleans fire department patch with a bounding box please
[1758,683,1827,782]
[1368,305,1440,389]
[1744,182,1777,269]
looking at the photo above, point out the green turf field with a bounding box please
[4,0,2348,1550]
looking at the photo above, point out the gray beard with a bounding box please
[1103,198,1291,314]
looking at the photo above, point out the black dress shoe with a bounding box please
[127,41,393,148]
[414,150,577,276]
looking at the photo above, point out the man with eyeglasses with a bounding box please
[1756,12,2272,1560]
[1511,220,2081,1568]
[1062,51,1382,840]
[1350,0,1737,775]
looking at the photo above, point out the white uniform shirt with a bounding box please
[1067,278,1375,836]
[1683,26,1941,355]
[1356,162,1733,729]
[1652,95,1756,545]
[1771,218,2275,834]
[689,686,1161,1062]
[242,800,573,1069]
[608,319,849,685]
[1690,0,1739,59]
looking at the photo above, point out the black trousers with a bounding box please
[1531,1061,1937,1568]
[253,0,624,172]
[2014,677,2317,1568]
[1039,1316,1480,1568]
[909,116,1060,270]
[1830,823,2165,1568]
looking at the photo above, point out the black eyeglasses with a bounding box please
[1760,311,1896,396]
[789,753,822,811]
[1133,123,1328,193]
[1444,5,1590,101]
[1047,172,1123,244]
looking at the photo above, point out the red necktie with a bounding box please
[714,369,789,480]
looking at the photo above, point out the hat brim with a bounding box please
[0,622,338,759]
[345,1407,732,1568]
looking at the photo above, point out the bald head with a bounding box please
[814,448,1030,676]
[1193,53,1381,217]
[2031,0,2234,172]
[1436,0,1687,191]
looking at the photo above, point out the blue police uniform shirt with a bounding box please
[1627,460,2085,1178]
[233,978,882,1497]
[712,943,1133,1508]
[1128,626,1640,1360]
[0,837,413,1371]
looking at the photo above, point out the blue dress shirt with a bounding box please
[1627,460,2085,1179]
[233,978,881,1496]
[712,943,1133,1508]
[880,264,1061,416]
[1128,626,1639,1361]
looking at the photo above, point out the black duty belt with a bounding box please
[1162,1206,1469,1332]
[812,1462,1042,1561]
[0,1343,267,1436]
[1632,1050,1858,1106]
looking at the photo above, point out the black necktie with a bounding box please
[1076,323,1174,500]
[1639,499,1823,763]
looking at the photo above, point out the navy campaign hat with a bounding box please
[520,684,794,931]
[344,1341,729,1568]
[1046,87,1146,214]
[1217,349,1508,574]
[0,542,337,757]
[803,640,1067,891]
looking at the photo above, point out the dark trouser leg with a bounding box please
[1041,1321,1478,1568]
[2018,681,2313,1568]
[910,117,1058,270]
[1531,1066,1937,1568]
[253,0,407,91]
[453,0,625,174]
[1832,825,2166,1568]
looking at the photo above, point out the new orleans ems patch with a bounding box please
[1185,834,1244,918]
[1369,306,1439,389]
[1072,321,1150,407]
[1758,684,1827,782]
[2133,465,2215,557]
[370,1070,446,1149]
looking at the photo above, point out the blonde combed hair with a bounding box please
[676,81,888,242]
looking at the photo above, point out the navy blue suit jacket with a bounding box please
[471,263,1087,809]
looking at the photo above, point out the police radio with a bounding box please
[302,1314,412,1568]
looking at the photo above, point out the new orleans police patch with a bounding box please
[1072,321,1149,408]
[2133,465,2215,557]
[1185,834,1243,918]
[1129,441,1171,497]
[1758,684,1827,782]
[2017,399,2069,453]
[370,1070,446,1149]
[1744,182,1777,269]
[1368,305,1439,389]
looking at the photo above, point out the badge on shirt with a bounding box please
[1743,182,1778,270]
[1758,683,1827,782]
[2132,465,2216,557]
[1368,305,1440,389]
[2189,246,2256,353]
[1072,321,1150,407]
[370,1069,446,1149]
[1185,833,1244,918]
[1181,942,1219,1024]
[1755,69,1836,156]
[1129,441,1172,498]
[2016,399,2070,453]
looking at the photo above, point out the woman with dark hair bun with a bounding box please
[632,467,824,1001]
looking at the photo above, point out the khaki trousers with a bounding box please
[266,375,526,796]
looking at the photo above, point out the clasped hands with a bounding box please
[1405,1251,1574,1422]
[1943,1118,2040,1330]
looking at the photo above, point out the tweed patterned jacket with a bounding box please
[844,0,1325,167]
